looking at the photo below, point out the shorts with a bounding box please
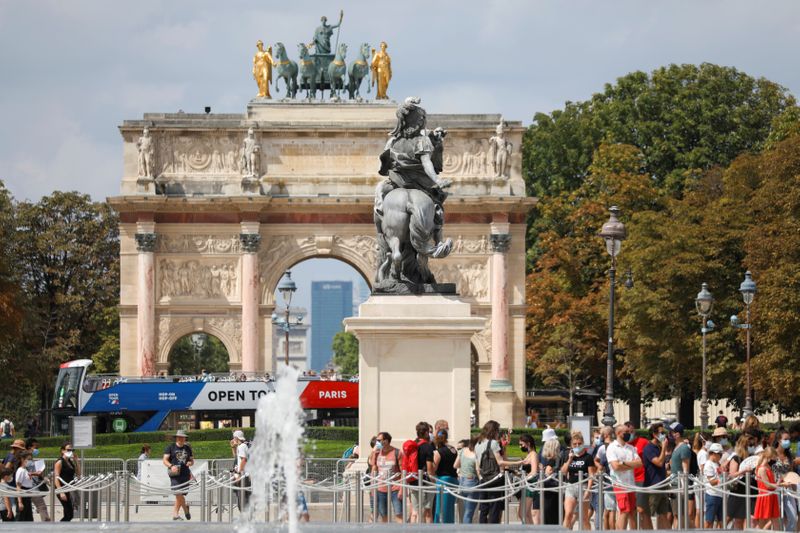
[565,484,584,501]
[613,487,637,514]
[409,488,435,511]
[635,481,648,509]
[297,491,308,514]
[704,494,723,523]
[604,491,618,512]
[170,475,191,496]
[647,491,672,515]
[376,490,402,517]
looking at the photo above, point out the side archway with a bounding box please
[156,315,241,373]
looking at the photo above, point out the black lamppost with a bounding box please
[730,271,756,417]
[598,206,626,427]
[271,271,303,366]
[695,283,715,430]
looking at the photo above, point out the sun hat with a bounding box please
[712,427,728,437]
[10,439,25,450]
[542,428,558,442]
[173,430,189,439]
[232,430,246,441]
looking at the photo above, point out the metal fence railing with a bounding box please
[7,459,800,529]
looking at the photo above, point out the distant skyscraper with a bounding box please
[311,280,353,370]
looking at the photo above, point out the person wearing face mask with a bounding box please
[753,446,781,529]
[726,435,752,529]
[53,442,77,521]
[593,426,617,530]
[23,438,49,521]
[624,421,650,528]
[560,431,595,530]
[454,437,478,524]
[14,452,34,521]
[668,423,698,528]
[515,434,539,524]
[607,424,643,530]
[641,423,671,529]
[773,430,797,531]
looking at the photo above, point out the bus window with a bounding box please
[53,367,83,409]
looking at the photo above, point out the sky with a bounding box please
[1,0,799,202]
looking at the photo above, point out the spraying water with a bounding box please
[241,364,305,533]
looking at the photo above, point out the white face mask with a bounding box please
[64,451,74,458]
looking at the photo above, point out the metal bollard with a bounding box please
[578,471,584,528]
[745,472,752,529]
[721,473,728,525]
[401,470,408,524]
[49,473,56,521]
[520,472,527,524]
[200,471,207,522]
[539,465,545,523]
[124,474,130,522]
[417,469,423,524]
[89,486,95,523]
[372,474,378,524]
[503,471,510,525]
[597,473,605,531]
[79,487,84,523]
[345,477,351,523]
[699,479,705,530]
[355,474,364,523]
[558,471,564,525]
[332,472,338,523]
[218,482,223,522]
[682,472,690,530]
[228,480,234,523]
[115,474,121,522]
[106,481,112,521]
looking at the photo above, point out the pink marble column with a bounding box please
[240,233,261,373]
[135,233,157,376]
[489,233,512,389]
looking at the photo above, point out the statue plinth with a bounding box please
[246,100,397,124]
[345,294,485,456]
[372,280,456,295]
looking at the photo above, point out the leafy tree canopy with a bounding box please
[331,331,358,376]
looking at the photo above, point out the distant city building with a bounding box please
[311,281,353,370]
[271,307,309,371]
[352,277,371,316]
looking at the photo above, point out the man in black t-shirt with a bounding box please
[714,411,728,429]
[162,430,194,521]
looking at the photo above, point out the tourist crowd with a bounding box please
[353,415,800,530]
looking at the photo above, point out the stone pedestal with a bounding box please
[345,295,484,457]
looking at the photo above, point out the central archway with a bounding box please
[168,332,229,375]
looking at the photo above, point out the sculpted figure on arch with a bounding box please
[252,40,273,98]
[137,127,155,178]
[373,97,453,288]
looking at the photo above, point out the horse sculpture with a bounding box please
[327,43,347,100]
[347,42,371,100]
[297,43,318,100]
[374,97,453,289]
[272,43,298,99]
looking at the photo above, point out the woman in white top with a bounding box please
[15,452,34,522]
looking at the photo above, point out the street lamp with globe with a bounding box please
[730,271,756,417]
[598,206,626,427]
[271,271,304,367]
[695,283,715,430]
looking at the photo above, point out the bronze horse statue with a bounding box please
[297,43,318,100]
[272,42,298,99]
[327,43,347,100]
[347,42,371,100]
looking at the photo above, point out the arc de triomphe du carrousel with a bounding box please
[108,26,536,429]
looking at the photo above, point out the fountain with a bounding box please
[241,364,305,533]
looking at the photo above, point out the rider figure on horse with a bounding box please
[375,97,452,239]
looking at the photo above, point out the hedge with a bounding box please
[28,426,359,448]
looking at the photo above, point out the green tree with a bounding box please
[523,63,794,198]
[168,333,229,375]
[331,331,359,376]
[12,192,119,386]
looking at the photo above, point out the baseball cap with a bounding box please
[669,422,685,435]
[708,443,724,454]
[232,430,246,441]
[542,428,558,442]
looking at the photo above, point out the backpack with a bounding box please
[402,438,427,482]
[342,444,357,460]
[1,421,10,436]
[479,439,501,481]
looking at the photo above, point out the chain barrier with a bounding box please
[11,459,800,527]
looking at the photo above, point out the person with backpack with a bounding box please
[402,422,436,523]
[232,430,251,513]
[432,428,458,523]
[475,420,521,524]
[369,431,403,523]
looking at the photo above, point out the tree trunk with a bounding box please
[678,388,696,429]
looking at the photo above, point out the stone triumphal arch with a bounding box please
[110,101,535,427]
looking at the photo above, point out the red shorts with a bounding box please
[613,487,637,514]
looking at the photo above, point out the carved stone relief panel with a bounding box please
[156,133,246,177]
[333,235,378,272]
[158,258,239,301]
[441,138,491,177]
[431,259,489,301]
[157,234,242,254]
[451,235,490,255]
[472,317,492,360]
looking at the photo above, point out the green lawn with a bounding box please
[37,439,353,460]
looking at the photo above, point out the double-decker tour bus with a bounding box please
[51,360,359,434]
